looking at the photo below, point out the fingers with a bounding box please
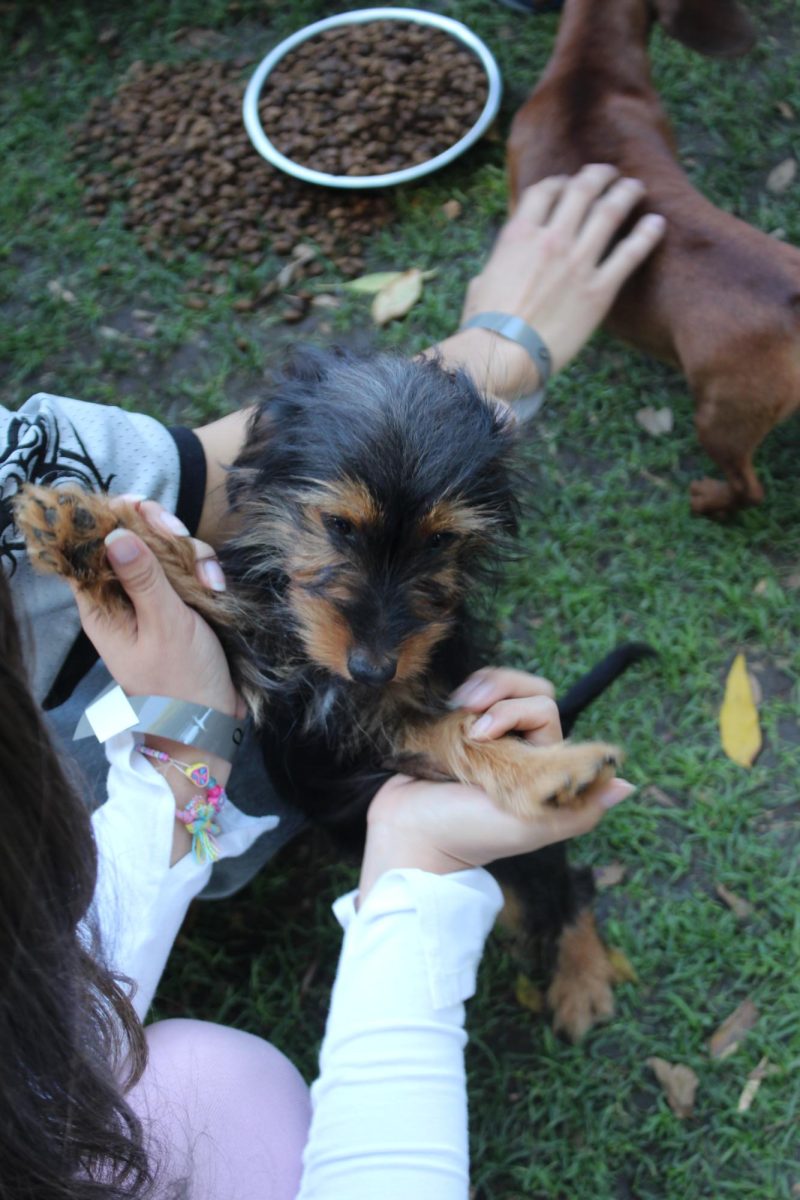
[509,174,569,228]
[595,211,666,291]
[104,529,178,634]
[114,496,227,593]
[451,666,555,710]
[547,163,620,237]
[470,694,562,746]
[572,176,647,262]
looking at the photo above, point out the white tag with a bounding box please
[84,685,139,743]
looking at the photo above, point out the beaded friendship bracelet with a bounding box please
[135,743,227,865]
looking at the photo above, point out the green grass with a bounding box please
[3,1,800,1196]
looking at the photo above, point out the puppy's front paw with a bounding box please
[482,737,621,820]
[13,483,120,584]
[547,910,617,1042]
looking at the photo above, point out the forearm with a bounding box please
[193,406,253,545]
[298,868,502,1200]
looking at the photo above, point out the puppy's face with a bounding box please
[228,350,518,689]
[285,478,498,686]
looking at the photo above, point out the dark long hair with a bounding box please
[0,570,151,1198]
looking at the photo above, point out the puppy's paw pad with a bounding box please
[14,484,115,582]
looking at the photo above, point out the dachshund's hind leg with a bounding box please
[401,710,620,819]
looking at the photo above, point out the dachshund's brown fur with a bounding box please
[508,0,800,515]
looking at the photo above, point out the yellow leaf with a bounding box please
[514,973,544,1013]
[607,945,639,984]
[371,268,423,326]
[719,653,762,767]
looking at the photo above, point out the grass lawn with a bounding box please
[3,1,799,1196]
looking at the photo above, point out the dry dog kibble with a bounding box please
[260,21,489,176]
[70,58,394,280]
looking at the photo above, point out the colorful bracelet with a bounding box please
[135,743,227,864]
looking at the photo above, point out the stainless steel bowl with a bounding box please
[242,7,502,189]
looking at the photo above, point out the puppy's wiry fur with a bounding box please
[16,349,640,1040]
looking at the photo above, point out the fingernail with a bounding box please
[471,714,493,738]
[198,558,226,592]
[600,780,636,809]
[158,511,190,537]
[642,213,666,232]
[105,528,140,564]
[117,492,147,504]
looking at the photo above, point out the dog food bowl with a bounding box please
[242,7,502,189]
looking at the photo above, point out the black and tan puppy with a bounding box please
[16,349,648,1039]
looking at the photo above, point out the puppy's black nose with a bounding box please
[347,649,397,686]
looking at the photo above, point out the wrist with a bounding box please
[424,328,540,402]
[137,735,232,866]
[358,817,469,905]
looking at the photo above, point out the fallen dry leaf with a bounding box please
[707,997,759,1059]
[372,267,423,326]
[607,945,638,984]
[515,974,546,1012]
[647,1057,699,1118]
[719,653,762,767]
[753,578,768,596]
[635,406,674,436]
[311,294,341,309]
[736,1056,769,1113]
[715,883,753,920]
[47,279,76,304]
[766,157,797,194]
[641,784,679,807]
[776,100,795,120]
[514,973,545,1014]
[442,198,462,220]
[346,271,404,294]
[594,861,627,889]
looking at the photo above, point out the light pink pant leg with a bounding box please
[128,1019,311,1200]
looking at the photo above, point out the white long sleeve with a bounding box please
[90,732,279,1018]
[298,867,503,1200]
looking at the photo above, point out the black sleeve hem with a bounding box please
[168,426,207,537]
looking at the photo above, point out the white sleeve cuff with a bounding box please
[332,868,503,1010]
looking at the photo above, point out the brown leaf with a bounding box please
[514,973,545,1014]
[753,578,768,596]
[715,883,753,920]
[635,406,673,436]
[594,861,627,889]
[641,784,679,808]
[776,100,795,120]
[371,268,423,326]
[442,198,462,220]
[647,1057,699,1118]
[707,998,759,1059]
[766,158,797,194]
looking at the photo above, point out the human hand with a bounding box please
[433,165,665,400]
[359,667,632,900]
[72,498,242,718]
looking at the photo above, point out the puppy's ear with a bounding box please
[654,0,756,58]
[281,344,350,384]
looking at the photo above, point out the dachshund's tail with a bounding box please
[557,642,656,736]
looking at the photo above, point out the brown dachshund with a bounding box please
[508,0,800,516]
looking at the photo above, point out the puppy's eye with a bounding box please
[428,530,458,549]
[323,514,354,539]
